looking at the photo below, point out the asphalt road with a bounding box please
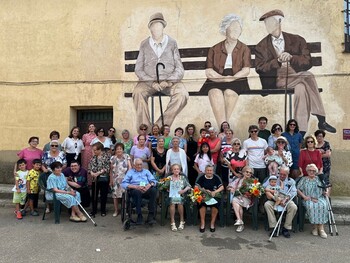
[0,206,349,263]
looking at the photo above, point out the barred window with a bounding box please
[344,0,350,52]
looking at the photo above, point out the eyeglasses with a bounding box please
[140,128,147,131]
[233,143,240,146]
[308,170,317,173]
[307,141,314,144]
[276,141,285,144]
[289,123,296,126]
[51,145,58,147]
[250,130,258,133]
[245,171,253,175]
[109,130,115,133]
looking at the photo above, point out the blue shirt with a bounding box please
[282,132,302,169]
[121,168,157,189]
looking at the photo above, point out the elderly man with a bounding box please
[121,158,158,225]
[264,166,298,238]
[255,9,336,136]
[63,160,91,207]
[133,12,188,130]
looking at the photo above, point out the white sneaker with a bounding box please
[234,219,244,226]
[236,225,244,232]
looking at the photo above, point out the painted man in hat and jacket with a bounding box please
[133,12,188,130]
[255,9,336,136]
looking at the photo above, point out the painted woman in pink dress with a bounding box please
[81,123,97,185]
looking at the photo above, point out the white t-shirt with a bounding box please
[243,138,268,169]
[12,170,28,192]
[194,153,214,173]
[62,137,84,154]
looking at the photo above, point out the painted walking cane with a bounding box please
[156,62,165,127]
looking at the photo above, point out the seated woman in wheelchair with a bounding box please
[165,164,191,231]
[297,163,329,239]
[46,161,87,222]
[196,164,224,233]
[121,158,158,225]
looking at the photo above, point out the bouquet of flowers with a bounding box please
[188,186,212,205]
[235,178,265,198]
[157,177,171,191]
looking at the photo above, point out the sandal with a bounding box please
[70,216,81,222]
[171,222,177,231]
[178,221,185,230]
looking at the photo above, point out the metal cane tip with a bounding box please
[94,223,97,226]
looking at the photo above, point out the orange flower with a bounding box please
[253,179,259,185]
[197,196,203,203]
[194,187,200,194]
[252,189,260,197]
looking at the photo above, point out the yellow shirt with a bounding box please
[26,169,40,194]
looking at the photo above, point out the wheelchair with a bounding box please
[120,188,158,231]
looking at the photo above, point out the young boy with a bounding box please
[26,159,42,216]
[12,159,28,219]
[197,128,209,151]
[265,175,287,211]
[264,147,283,175]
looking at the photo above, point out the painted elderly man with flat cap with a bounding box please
[255,9,336,136]
[133,12,188,130]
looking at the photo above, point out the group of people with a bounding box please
[12,115,332,239]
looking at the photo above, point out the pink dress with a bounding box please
[81,133,97,185]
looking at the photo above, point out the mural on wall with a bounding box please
[255,9,336,135]
[133,12,188,131]
[204,14,251,128]
[131,9,336,134]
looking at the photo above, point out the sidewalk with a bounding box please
[1,183,350,224]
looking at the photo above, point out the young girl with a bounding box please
[194,142,214,174]
[166,164,191,231]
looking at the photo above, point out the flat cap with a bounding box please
[148,12,167,28]
[259,9,284,21]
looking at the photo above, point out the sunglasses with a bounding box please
[250,130,258,133]
[140,128,147,131]
[308,170,317,173]
[307,141,314,144]
[289,123,296,126]
[109,130,115,133]
[205,125,211,127]
[233,143,240,146]
[74,142,77,148]
[275,127,281,130]
[51,145,59,147]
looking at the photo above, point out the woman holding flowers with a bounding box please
[195,165,224,233]
[163,164,191,231]
[228,166,263,232]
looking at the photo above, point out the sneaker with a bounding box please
[15,211,23,219]
[171,223,177,231]
[234,219,244,226]
[319,229,327,239]
[236,225,244,232]
[30,210,39,216]
[178,221,185,231]
[20,209,26,216]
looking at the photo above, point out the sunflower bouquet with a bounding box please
[188,186,212,205]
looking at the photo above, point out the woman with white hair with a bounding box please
[166,136,188,176]
[297,163,329,239]
[204,13,251,127]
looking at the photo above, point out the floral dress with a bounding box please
[110,154,130,198]
[81,133,97,184]
[166,175,191,205]
[297,176,328,224]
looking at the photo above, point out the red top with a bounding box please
[207,138,221,164]
[298,149,323,176]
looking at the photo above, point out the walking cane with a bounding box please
[284,61,289,127]
[76,197,97,226]
[156,62,165,127]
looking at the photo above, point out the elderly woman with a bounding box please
[297,164,329,238]
[166,136,188,176]
[43,131,62,152]
[282,119,303,179]
[227,166,254,233]
[117,129,133,155]
[130,134,151,170]
[46,161,87,222]
[315,129,332,186]
[166,164,191,231]
[62,126,84,166]
[267,123,283,148]
[88,142,110,217]
[42,140,67,173]
[204,14,251,127]
[196,165,224,232]
[226,138,247,179]
[151,136,167,180]
[299,135,323,176]
[16,136,43,172]
[110,143,131,217]
[265,136,293,170]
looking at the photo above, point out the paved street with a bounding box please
[0,206,349,263]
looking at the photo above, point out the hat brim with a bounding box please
[148,19,167,28]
